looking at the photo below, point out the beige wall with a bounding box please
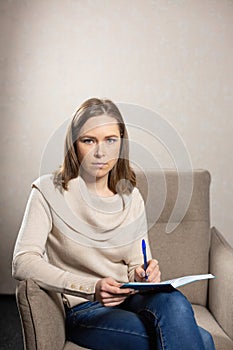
[1,0,233,293]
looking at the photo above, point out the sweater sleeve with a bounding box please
[12,187,97,300]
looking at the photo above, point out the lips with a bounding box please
[91,162,108,167]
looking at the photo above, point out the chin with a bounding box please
[95,169,110,178]
[85,168,110,179]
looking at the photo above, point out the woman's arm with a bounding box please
[12,188,97,300]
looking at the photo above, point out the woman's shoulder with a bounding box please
[31,173,55,191]
[131,186,145,206]
[131,185,143,197]
[31,173,62,205]
[30,173,70,216]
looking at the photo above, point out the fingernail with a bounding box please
[140,272,145,277]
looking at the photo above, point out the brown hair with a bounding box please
[53,98,136,195]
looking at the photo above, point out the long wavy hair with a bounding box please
[53,98,136,195]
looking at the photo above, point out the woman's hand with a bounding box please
[95,277,135,307]
[134,259,161,283]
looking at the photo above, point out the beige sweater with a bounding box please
[12,174,152,308]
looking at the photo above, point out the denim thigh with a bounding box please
[65,291,215,350]
[122,290,215,350]
[65,301,150,350]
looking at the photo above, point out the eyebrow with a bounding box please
[79,134,120,139]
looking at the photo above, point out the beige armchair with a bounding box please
[16,170,233,350]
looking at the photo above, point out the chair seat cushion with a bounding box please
[64,341,90,350]
[193,304,233,350]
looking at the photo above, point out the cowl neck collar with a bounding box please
[32,175,139,246]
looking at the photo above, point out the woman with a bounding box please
[13,98,215,350]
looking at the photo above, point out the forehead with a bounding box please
[79,115,120,136]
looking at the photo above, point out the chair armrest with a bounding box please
[16,279,66,350]
[209,226,233,341]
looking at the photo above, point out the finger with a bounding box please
[120,288,136,295]
[147,268,161,283]
[103,278,135,294]
[147,259,159,270]
[103,299,127,307]
[104,284,134,295]
[103,295,129,302]
[101,279,122,294]
[101,295,129,306]
[100,291,134,300]
[105,277,122,288]
[146,259,159,277]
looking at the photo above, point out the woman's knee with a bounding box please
[171,290,194,313]
[154,290,194,318]
[198,327,216,350]
[147,290,194,323]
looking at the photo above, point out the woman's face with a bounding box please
[76,114,121,181]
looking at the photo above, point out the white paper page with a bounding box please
[166,274,215,288]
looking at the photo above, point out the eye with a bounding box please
[81,138,95,145]
[106,138,118,144]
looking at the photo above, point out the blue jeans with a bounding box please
[65,289,216,350]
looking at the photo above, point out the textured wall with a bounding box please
[0,0,232,293]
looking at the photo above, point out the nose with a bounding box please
[94,142,105,158]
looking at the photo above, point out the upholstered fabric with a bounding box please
[209,227,233,341]
[137,169,211,305]
[64,341,87,350]
[193,304,233,350]
[16,279,66,350]
[15,170,233,350]
[16,279,88,350]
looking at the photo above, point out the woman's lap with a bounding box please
[65,301,150,350]
[65,290,215,350]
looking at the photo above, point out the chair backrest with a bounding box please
[136,169,211,305]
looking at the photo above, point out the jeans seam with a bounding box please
[76,323,149,338]
[66,302,100,318]
[72,305,99,317]
[142,308,166,350]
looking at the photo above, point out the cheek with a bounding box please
[107,150,121,169]
[76,144,91,163]
[109,143,121,158]
[109,151,120,162]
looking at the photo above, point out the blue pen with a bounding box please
[142,239,148,281]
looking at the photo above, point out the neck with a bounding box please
[80,172,114,197]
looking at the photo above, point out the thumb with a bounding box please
[106,277,121,287]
